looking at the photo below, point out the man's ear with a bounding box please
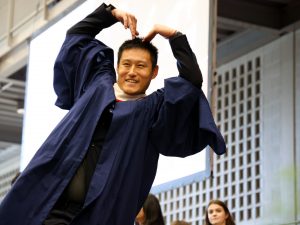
[151,65,159,80]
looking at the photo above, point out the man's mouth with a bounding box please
[126,79,138,83]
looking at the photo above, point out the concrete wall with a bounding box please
[261,31,298,224]
[296,28,300,225]
[215,28,299,225]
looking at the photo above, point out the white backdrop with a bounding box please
[21,0,210,187]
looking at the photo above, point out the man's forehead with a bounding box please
[120,48,151,62]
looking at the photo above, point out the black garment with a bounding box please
[43,199,82,225]
[44,107,113,223]
[63,107,113,203]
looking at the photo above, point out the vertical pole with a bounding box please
[7,0,15,46]
[292,24,298,225]
[209,0,219,176]
[43,0,48,20]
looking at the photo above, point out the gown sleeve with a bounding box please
[169,32,203,89]
[149,35,226,157]
[53,3,117,110]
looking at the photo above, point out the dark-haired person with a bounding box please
[135,194,165,225]
[171,220,191,225]
[0,2,225,225]
[205,200,236,225]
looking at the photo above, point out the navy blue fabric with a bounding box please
[0,33,225,225]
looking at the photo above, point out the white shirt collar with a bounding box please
[113,83,146,101]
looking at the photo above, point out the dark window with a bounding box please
[255,57,260,68]
[247,61,252,71]
[240,65,245,74]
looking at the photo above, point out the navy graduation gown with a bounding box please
[0,18,225,225]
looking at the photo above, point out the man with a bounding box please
[0,3,226,225]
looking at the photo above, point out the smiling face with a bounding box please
[207,203,228,225]
[117,48,158,95]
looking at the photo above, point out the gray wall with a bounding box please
[261,31,299,224]
[296,28,300,225]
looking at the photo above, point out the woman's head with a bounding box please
[171,220,190,225]
[205,200,235,225]
[136,194,165,225]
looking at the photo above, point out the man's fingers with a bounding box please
[128,16,138,38]
[112,9,139,38]
[123,15,128,29]
[143,31,157,42]
[144,25,177,41]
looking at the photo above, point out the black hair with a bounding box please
[143,194,165,225]
[117,37,158,69]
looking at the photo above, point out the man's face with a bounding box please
[117,48,158,95]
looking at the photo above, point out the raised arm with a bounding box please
[144,24,203,89]
[67,3,139,38]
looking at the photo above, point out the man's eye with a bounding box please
[138,64,145,68]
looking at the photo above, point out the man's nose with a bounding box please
[128,65,137,76]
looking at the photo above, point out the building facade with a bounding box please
[154,29,300,225]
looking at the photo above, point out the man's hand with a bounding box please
[111,8,139,39]
[143,24,177,42]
